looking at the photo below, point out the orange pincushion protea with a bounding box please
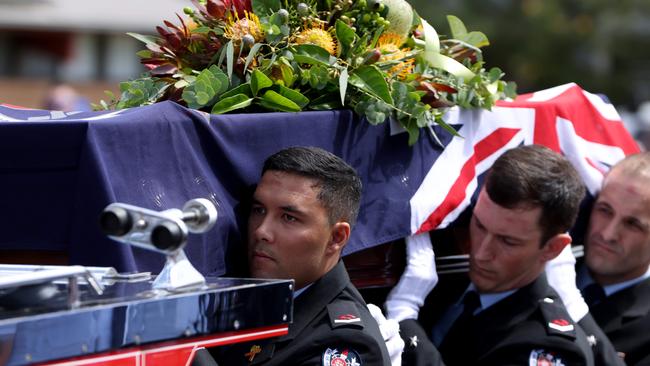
[224,11,264,45]
[294,22,337,56]
[377,32,414,80]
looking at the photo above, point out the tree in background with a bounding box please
[411,0,650,109]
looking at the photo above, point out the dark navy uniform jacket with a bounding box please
[589,277,650,366]
[212,261,391,365]
[400,274,594,366]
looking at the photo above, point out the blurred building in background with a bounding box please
[1,0,649,149]
[0,0,187,108]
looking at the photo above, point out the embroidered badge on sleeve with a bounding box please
[322,347,362,366]
[529,349,566,366]
[548,318,574,332]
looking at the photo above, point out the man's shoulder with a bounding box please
[478,282,593,365]
[594,276,650,322]
[481,301,592,365]
[292,289,390,365]
[609,276,650,305]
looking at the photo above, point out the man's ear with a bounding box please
[541,233,572,262]
[327,222,351,255]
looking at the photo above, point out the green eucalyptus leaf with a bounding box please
[464,31,490,48]
[271,84,309,108]
[208,65,230,95]
[196,91,211,105]
[251,69,273,95]
[335,20,356,57]
[117,78,169,109]
[127,32,161,48]
[279,63,295,87]
[136,50,153,58]
[192,26,212,34]
[339,67,348,106]
[293,44,333,66]
[504,81,518,99]
[435,116,461,137]
[259,90,301,112]
[406,122,420,146]
[174,79,189,89]
[221,83,253,98]
[211,94,254,114]
[366,109,387,125]
[245,43,263,71]
[488,67,504,83]
[446,15,468,39]
[225,41,234,81]
[349,65,393,104]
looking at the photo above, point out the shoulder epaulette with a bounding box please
[327,300,364,329]
[539,296,576,339]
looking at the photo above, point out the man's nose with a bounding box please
[600,217,620,243]
[473,234,495,261]
[252,216,274,243]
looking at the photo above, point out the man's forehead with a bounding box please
[255,171,322,203]
[475,189,543,235]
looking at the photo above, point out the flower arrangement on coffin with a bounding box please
[101,0,516,144]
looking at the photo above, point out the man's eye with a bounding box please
[472,218,485,232]
[624,218,647,233]
[282,214,297,222]
[595,205,613,217]
[252,206,265,215]
[500,237,518,246]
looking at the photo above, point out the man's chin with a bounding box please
[469,271,493,293]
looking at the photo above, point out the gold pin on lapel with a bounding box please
[245,345,261,362]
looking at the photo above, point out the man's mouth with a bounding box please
[470,262,494,277]
[251,250,274,261]
[589,238,619,256]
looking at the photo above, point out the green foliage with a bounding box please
[116,78,170,109]
[181,65,230,109]
[114,0,518,145]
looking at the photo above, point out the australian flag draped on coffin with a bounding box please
[0,83,639,276]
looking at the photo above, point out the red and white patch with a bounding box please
[548,318,574,332]
[334,314,361,324]
[322,347,362,366]
[529,349,566,366]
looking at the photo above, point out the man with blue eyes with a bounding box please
[579,152,650,365]
[211,146,392,366]
[401,145,595,365]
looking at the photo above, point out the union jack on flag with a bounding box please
[410,82,639,236]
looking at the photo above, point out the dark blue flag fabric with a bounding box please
[0,83,639,276]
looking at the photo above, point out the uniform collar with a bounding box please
[469,283,516,312]
[279,261,348,341]
[578,264,650,297]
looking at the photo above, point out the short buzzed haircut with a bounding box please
[262,146,363,227]
[485,145,586,244]
[606,151,650,182]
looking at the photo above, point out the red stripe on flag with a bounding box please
[585,157,607,175]
[416,127,520,233]
[0,103,34,110]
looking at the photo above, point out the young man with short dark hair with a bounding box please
[215,146,391,365]
[400,145,595,365]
